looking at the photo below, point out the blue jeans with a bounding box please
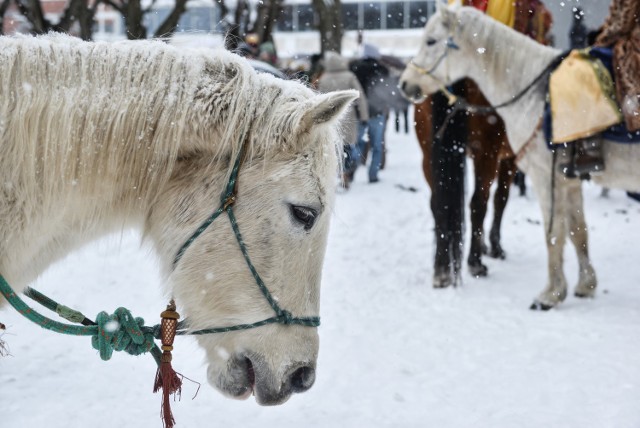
[356,114,385,182]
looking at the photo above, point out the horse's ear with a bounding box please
[300,90,360,133]
[439,2,457,27]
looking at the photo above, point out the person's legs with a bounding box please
[344,144,357,182]
[367,115,385,182]
[355,121,368,166]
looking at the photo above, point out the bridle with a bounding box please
[408,36,461,104]
[170,142,320,334]
[408,36,460,78]
[407,27,567,141]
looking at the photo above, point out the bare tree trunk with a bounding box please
[222,0,248,50]
[77,1,100,40]
[250,0,282,44]
[16,0,48,33]
[124,0,146,39]
[54,0,99,40]
[312,0,343,54]
[14,0,96,37]
[0,0,11,35]
[152,0,188,38]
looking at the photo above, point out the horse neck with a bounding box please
[458,12,560,151]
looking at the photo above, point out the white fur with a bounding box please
[0,33,358,403]
[400,6,640,308]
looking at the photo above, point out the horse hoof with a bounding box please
[529,300,555,311]
[574,290,595,299]
[433,280,452,289]
[433,275,453,288]
[488,248,506,260]
[468,263,488,278]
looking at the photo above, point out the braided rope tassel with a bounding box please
[153,300,183,428]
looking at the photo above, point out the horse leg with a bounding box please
[415,99,452,287]
[514,170,527,196]
[488,156,517,259]
[414,100,434,186]
[433,225,453,287]
[566,184,597,298]
[404,108,409,134]
[528,166,570,310]
[467,160,491,277]
[431,83,467,287]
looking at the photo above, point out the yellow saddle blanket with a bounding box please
[549,49,622,143]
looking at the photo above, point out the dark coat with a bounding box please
[349,58,392,118]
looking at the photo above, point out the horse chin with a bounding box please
[206,355,254,400]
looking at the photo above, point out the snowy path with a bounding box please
[2,117,640,428]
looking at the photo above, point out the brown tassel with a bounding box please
[153,300,183,428]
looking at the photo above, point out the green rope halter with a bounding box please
[0,141,319,359]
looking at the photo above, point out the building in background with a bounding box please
[273,0,435,58]
[18,0,611,59]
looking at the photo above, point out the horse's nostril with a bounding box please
[401,81,407,91]
[289,365,315,393]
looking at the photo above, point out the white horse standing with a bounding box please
[400,5,640,309]
[0,33,357,404]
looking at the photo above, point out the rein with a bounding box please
[426,50,568,142]
[0,141,320,426]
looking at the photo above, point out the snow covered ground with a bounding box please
[2,114,640,428]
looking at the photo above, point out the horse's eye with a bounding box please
[426,38,437,46]
[290,205,318,231]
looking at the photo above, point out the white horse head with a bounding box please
[0,34,358,405]
[399,5,477,102]
[146,88,357,404]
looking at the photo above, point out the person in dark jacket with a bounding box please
[317,51,369,189]
[569,7,589,49]
[350,44,391,183]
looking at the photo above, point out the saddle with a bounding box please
[548,48,621,143]
[545,47,640,145]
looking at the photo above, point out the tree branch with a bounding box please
[152,0,188,38]
[16,0,51,33]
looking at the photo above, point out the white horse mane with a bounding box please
[447,7,559,150]
[0,33,323,219]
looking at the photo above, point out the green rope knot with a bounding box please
[277,310,293,325]
[92,307,156,361]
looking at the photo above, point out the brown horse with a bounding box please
[414,79,517,285]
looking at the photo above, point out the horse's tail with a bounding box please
[431,81,467,286]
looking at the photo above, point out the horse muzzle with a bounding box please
[400,80,426,103]
[210,353,316,405]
